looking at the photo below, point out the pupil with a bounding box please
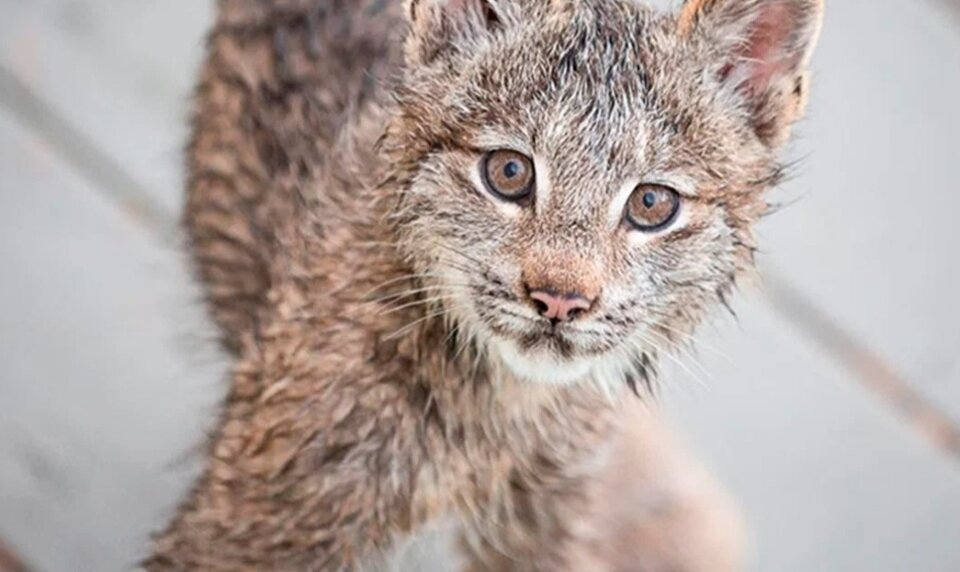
[642,191,657,209]
[503,161,520,178]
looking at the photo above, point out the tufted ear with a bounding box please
[678,0,824,147]
[403,0,509,66]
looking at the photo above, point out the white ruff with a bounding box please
[491,337,599,386]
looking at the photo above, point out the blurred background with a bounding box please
[1,0,959,570]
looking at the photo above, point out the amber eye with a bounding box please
[481,150,535,201]
[625,184,682,231]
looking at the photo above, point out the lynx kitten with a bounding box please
[147,0,823,569]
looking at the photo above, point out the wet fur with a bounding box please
[147,0,821,569]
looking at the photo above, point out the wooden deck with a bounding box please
[1,1,958,570]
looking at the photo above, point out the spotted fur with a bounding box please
[147,0,822,569]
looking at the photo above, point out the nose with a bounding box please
[527,289,595,323]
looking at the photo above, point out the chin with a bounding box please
[490,336,599,386]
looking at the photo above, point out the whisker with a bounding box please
[378,294,457,317]
[638,331,711,390]
[384,309,450,341]
[433,241,487,268]
[651,318,732,363]
[434,256,481,277]
[360,271,464,298]
[451,326,479,366]
[363,284,473,306]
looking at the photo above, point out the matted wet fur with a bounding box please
[146,0,822,569]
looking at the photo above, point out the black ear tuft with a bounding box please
[480,1,503,31]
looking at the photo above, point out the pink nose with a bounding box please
[528,289,595,322]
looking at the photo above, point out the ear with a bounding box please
[678,0,824,147]
[403,0,507,66]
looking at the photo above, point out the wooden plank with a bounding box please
[0,65,171,237]
[662,297,960,571]
[0,540,30,572]
[0,107,226,572]
[0,0,212,215]
[3,0,956,421]
[757,0,960,420]
[1,1,958,571]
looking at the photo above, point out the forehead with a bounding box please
[454,7,682,198]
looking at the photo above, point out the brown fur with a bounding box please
[677,0,719,35]
[147,0,822,569]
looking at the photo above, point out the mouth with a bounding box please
[480,307,615,385]
[483,304,579,353]
[463,290,622,385]
[515,326,578,358]
[490,304,616,354]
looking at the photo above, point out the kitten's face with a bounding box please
[389,0,821,387]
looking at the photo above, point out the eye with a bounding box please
[481,150,535,201]
[625,184,682,232]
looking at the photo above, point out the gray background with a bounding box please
[1,0,959,570]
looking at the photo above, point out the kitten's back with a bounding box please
[185,0,402,349]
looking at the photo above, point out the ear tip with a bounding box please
[799,0,826,65]
[676,0,714,36]
[678,0,826,36]
[678,0,826,66]
[404,0,420,22]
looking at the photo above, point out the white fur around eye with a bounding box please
[608,178,641,227]
[626,206,690,247]
[470,158,521,218]
[609,177,693,245]
[533,154,552,214]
